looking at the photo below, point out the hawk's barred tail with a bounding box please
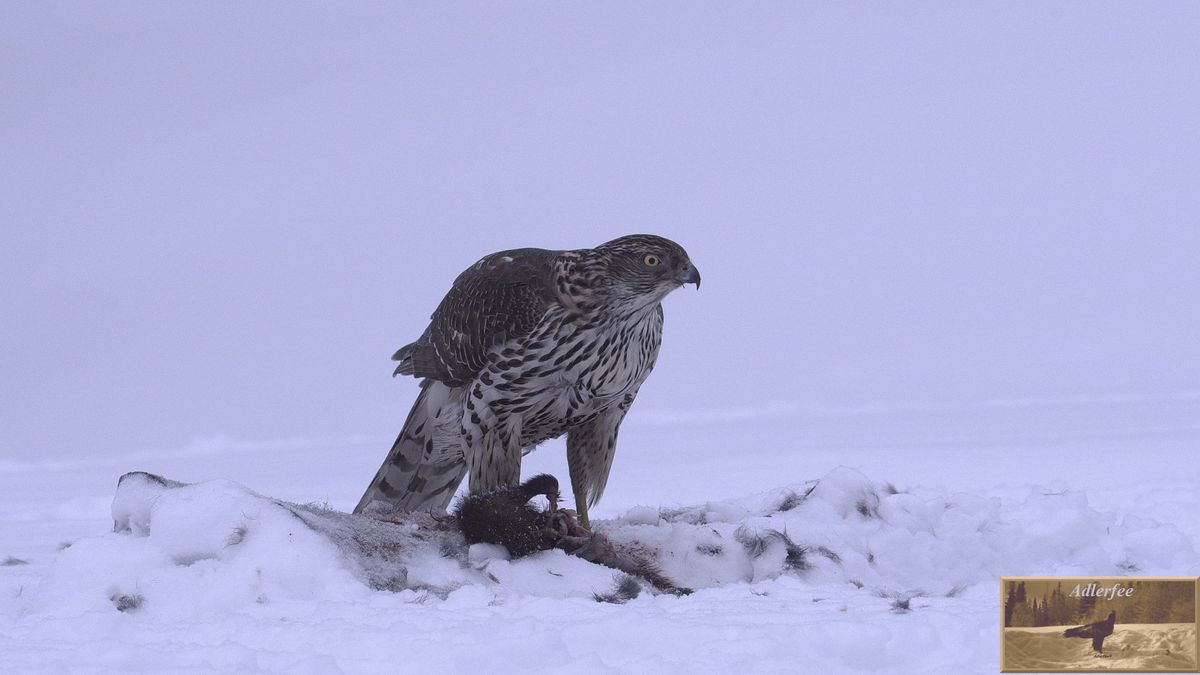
[353,380,467,515]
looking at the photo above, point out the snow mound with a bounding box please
[603,466,1194,596]
[15,466,1193,618]
[28,470,632,617]
[1004,623,1197,670]
[4,466,1195,674]
[28,472,379,618]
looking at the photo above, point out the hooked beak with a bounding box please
[678,262,701,289]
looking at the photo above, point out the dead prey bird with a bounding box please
[453,474,690,595]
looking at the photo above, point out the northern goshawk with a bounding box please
[354,234,699,526]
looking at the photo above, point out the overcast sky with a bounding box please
[2,2,1197,462]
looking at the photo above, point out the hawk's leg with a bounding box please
[572,492,592,530]
[567,395,634,529]
[462,398,522,495]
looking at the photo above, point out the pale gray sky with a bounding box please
[2,2,1197,461]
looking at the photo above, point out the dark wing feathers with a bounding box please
[393,248,559,386]
[1063,612,1116,641]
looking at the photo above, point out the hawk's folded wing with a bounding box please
[393,248,560,386]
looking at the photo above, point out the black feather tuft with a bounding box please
[856,497,880,519]
[593,575,642,604]
[110,592,144,613]
[734,527,813,571]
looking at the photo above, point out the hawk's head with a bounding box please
[594,234,700,305]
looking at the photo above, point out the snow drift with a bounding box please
[3,466,1196,673]
[31,466,1198,612]
[1004,623,1196,670]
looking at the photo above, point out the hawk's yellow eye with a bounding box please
[644,254,661,267]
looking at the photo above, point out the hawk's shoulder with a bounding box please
[394,247,564,385]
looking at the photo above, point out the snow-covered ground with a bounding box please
[1003,623,1196,671]
[2,396,1198,674]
